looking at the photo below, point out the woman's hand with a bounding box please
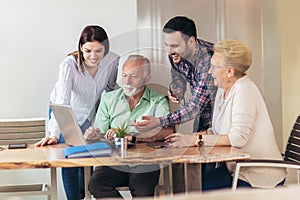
[165,133,197,148]
[84,127,101,140]
[34,136,58,147]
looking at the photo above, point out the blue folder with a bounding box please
[62,142,112,158]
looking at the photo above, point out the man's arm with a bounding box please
[170,65,187,101]
[160,78,211,128]
[136,127,175,142]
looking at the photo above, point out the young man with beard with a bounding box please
[132,16,216,136]
[131,16,217,193]
[84,54,173,198]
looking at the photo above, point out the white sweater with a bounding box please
[211,76,286,188]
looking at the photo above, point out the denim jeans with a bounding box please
[59,119,93,200]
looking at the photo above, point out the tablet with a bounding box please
[8,143,27,149]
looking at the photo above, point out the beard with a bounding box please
[169,46,193,64]
[123,84,143,97]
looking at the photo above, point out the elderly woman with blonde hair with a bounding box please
[166,39,286,190]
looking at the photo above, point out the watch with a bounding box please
[198,135,204,146]
[131,135,137,144]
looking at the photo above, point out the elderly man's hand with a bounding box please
[84,127,101,140]
[165,133,197,148]
[129,116,160,131]
[104,128,118,140]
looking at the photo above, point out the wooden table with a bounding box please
[0,143,250,199]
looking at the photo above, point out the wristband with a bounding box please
[131,135,137,143]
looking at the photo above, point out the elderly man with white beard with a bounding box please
[84,54,174,198]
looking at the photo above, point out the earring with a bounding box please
[227,73,231,78]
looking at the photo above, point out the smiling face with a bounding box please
[80,41,105,68]
[164,31,194,64]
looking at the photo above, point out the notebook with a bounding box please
[62,142,112,158]
[50,104,98,146]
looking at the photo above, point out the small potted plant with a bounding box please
[113,123,129,149]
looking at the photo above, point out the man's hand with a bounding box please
[104,128,117,139]
[165,133,197,148]
[168,90,180,104]
[34,136,58,147]
[130,116,160,131]
[84,127,101,140]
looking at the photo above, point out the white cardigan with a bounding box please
[211,76,286,188]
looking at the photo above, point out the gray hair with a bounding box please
[123,54,151,76]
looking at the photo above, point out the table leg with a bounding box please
[183,163,202,194]
[84,166,91,200]
[50,168,57,200]
[199,164,202,190]
[184,163,188,194]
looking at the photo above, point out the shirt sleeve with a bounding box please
[169,65,187,101]
[154,96,170,117]
[159,77,211,127]
[48,58,75,138]
[105,55,120,92]
[228,84,255,148]
[93,92,111,134]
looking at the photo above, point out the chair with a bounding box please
[147,82,181,118]
[0,118,51,199]
[232,115,300,190]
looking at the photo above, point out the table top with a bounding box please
[0,143,250,169]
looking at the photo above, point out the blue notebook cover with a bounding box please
[62,142,112,158]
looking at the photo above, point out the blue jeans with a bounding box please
[59,120,93,200]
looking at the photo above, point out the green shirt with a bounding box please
[94,86,170,135]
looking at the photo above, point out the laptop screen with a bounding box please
[50,104,86,146]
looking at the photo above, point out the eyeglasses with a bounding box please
[210,65,223,71]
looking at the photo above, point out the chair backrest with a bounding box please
[284,115,300,163]
[147,83,181,132]
[147,83,180,113]
[0,118,46,145]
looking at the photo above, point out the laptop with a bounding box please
[50,104,98,146]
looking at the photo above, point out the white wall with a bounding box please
[277,0,300,146]
[0,1,137,199]
[261,0,283,149]
[0,0,137,119]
